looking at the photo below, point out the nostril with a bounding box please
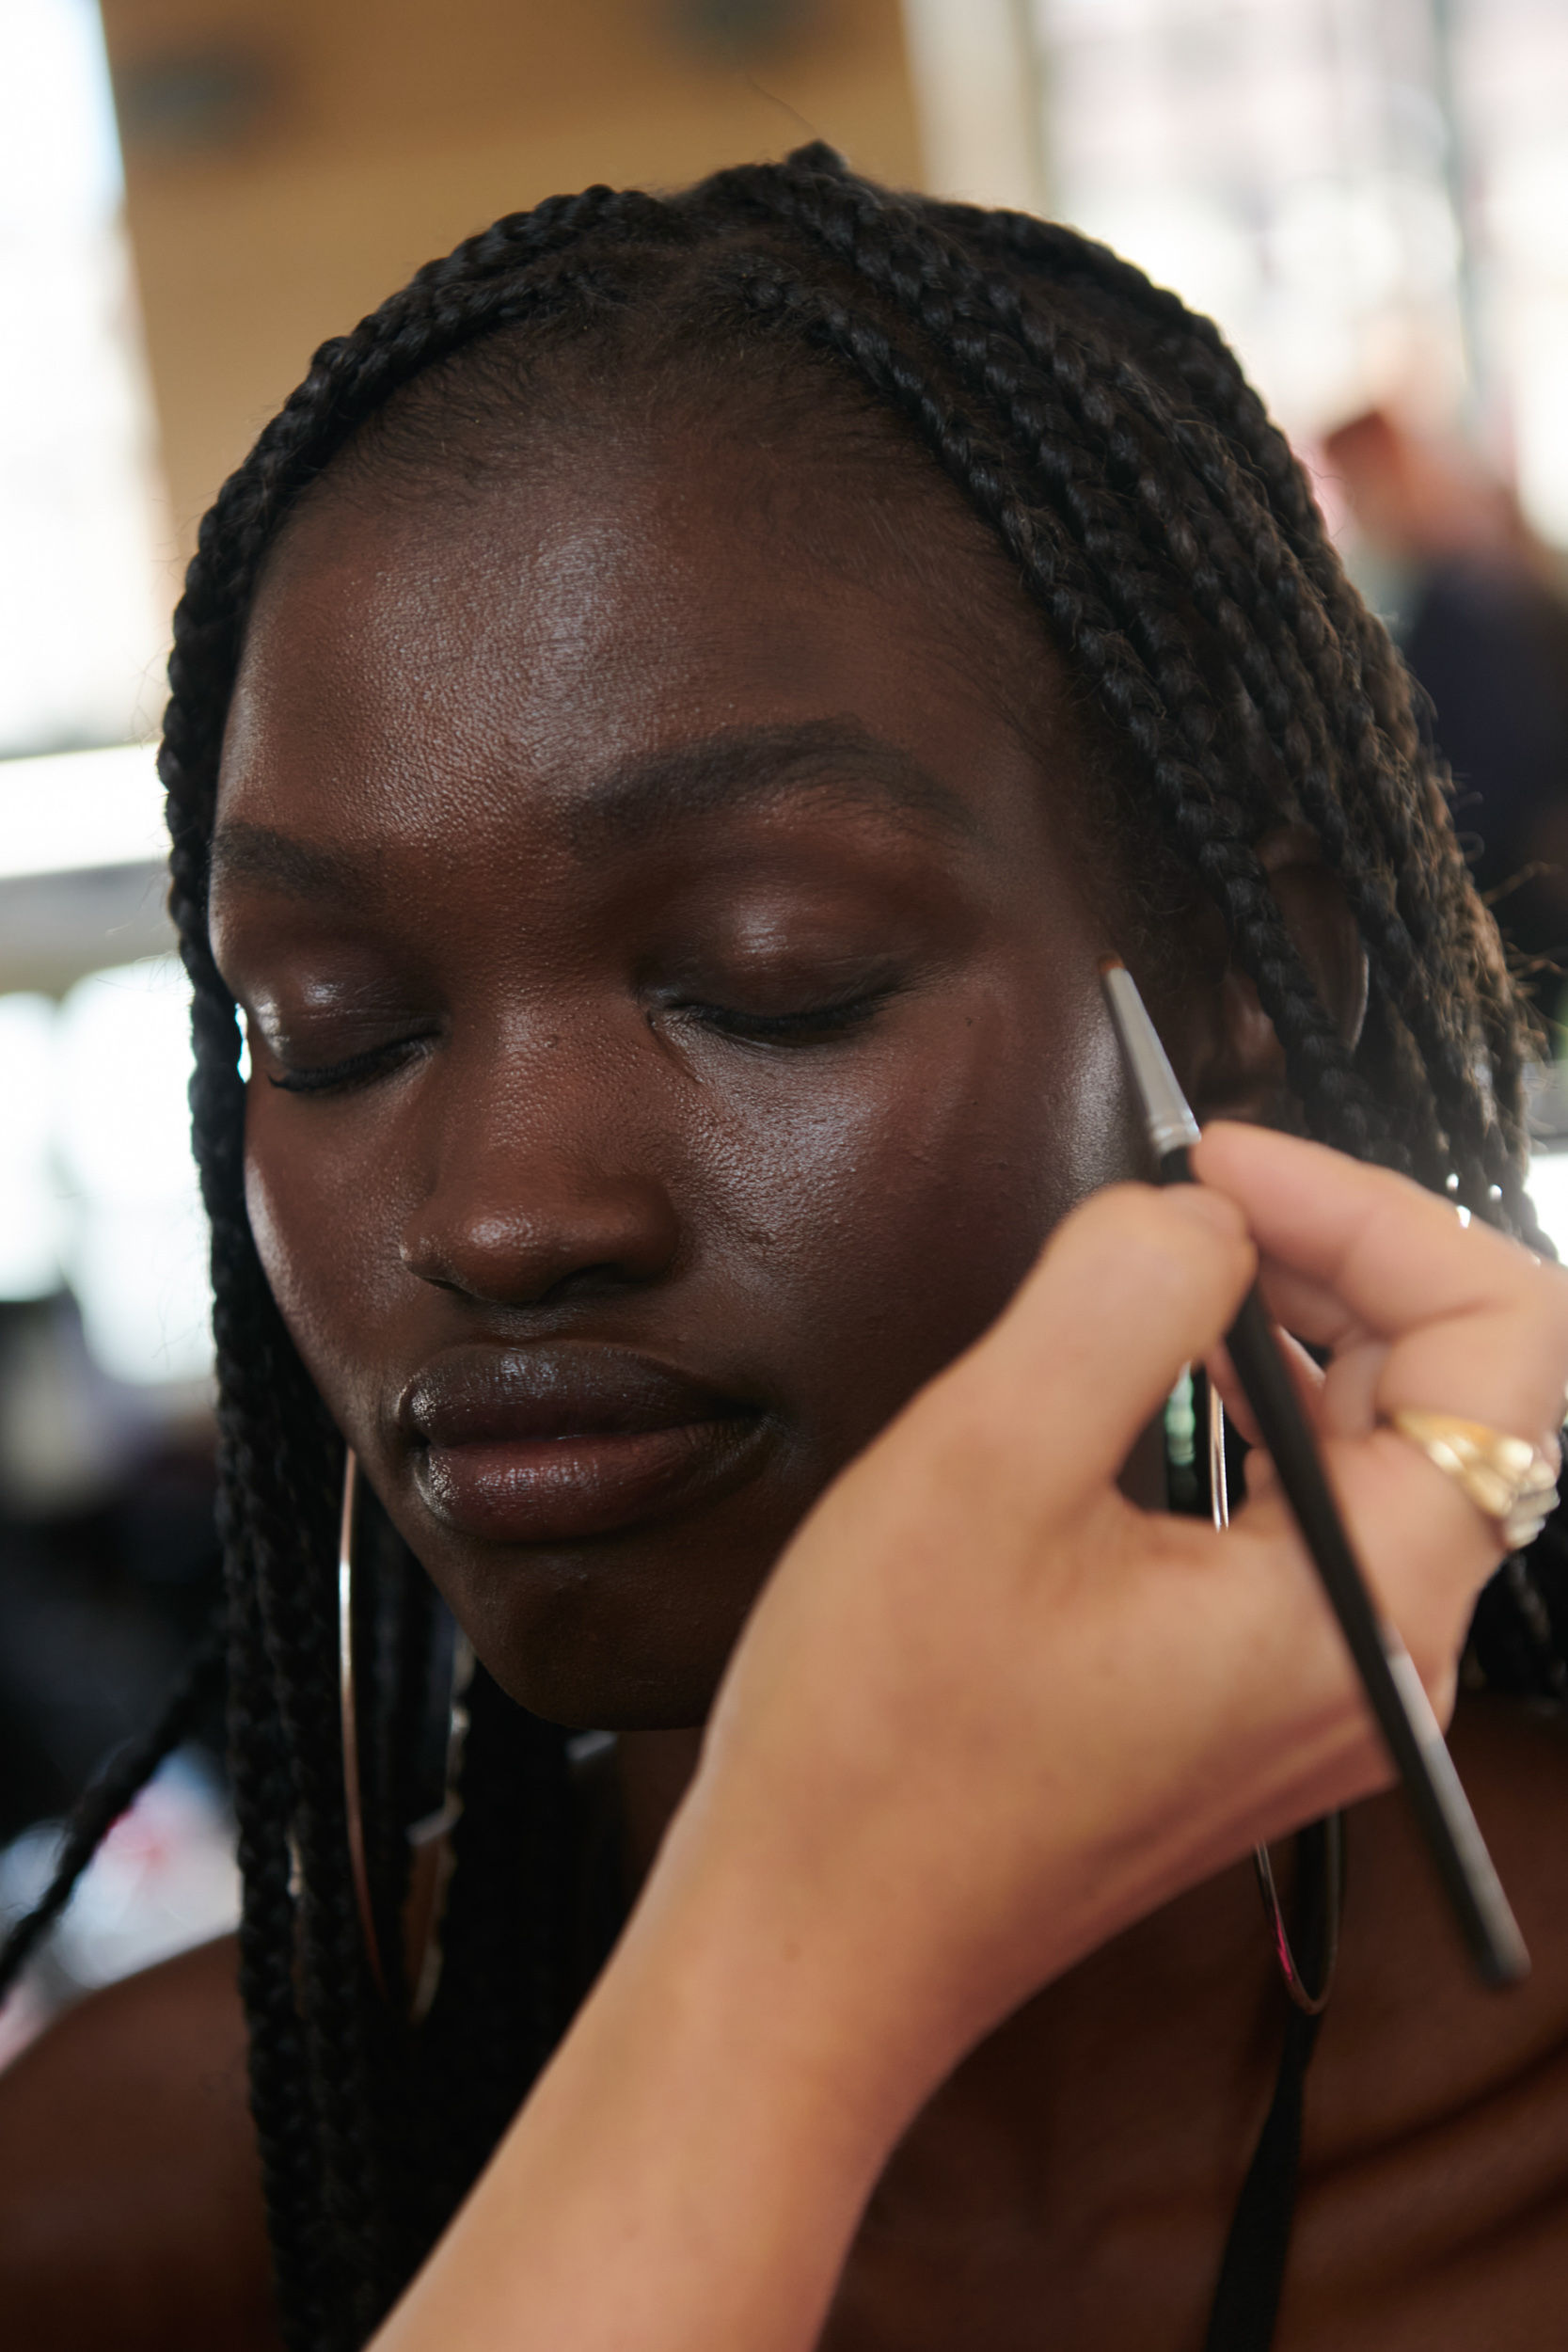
[536,1261,648,1308]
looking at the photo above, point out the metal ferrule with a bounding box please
[1101,962,1202,1159]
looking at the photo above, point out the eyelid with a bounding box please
[266,1033,436,1096]
[673,984,895,1042]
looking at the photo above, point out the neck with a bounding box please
[616,1724,706,1893]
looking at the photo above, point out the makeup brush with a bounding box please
[1101,957,1528,1988]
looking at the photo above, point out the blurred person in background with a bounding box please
[2,147,1568,2352]
[1323,408,1568,1009]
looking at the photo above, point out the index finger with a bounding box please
[1190,1123,1568,1443]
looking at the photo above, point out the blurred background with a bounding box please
[2,0,1567,2057]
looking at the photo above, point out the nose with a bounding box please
[399,1066,682,1309]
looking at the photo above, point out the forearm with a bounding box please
[372,1785,915,2352]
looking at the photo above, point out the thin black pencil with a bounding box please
[1101,959,1528,1988]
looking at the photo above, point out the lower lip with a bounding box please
[414,1418,762,1543]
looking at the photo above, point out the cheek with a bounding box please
[243,1083,399,1437]
[691,974,1134,1458]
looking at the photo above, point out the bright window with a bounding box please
[0,0,167,757]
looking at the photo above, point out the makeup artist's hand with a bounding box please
[375,1125,1568,2352]
[1198,1120,1563,1713]
[684,1122,1568,2087]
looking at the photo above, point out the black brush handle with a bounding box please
[1162,1146,1528,1987]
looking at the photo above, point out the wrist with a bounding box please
[650,1729,1028,2158]
[626,1764,932,2186]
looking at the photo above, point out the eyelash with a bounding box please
[267,1036,436,1096]
[677,990,889,1044]
[265,990,888,1096]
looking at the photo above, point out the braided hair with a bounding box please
[6,144,1563,2345]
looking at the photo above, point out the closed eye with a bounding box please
[675,990,893,1045]
[266,1034,438,1095]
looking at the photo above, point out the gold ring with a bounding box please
[1389,1410,1560,1551]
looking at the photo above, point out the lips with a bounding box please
[398,1343,765,1543]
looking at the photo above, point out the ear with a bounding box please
[1183,826,1370,1127]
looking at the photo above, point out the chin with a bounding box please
[441,1544,755,1732]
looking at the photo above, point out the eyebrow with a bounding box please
[209,719,977,899]
[568,720,979,850]
[209,823,377,906]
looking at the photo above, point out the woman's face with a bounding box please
[210,421,1152,1727]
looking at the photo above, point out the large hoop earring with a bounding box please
[339,1448,473,2022]
[1209,1383,1343,2016]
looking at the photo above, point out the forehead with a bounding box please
[218,427,1079,870]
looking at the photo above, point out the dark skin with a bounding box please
[6,421,1568,2350]
[217,426,1149,1725]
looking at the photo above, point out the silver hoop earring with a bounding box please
[340,1448,474,2022]
[1209,1383,1343,2016]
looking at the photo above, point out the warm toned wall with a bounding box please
[100,0,923,554]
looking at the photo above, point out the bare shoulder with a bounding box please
[0,1934,279,2352]
[1289,1694,1568,2348]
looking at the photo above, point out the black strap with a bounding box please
[1201,2002,1321,2351]
[1200,1819,1338,2352]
